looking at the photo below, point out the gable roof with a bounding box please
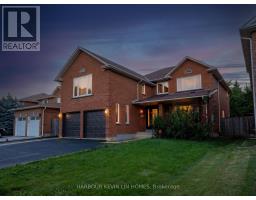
[175,57,230,92]
[145,66,175,82]
[19,93,55,103]
[55,47,154,86]
[146,56,229,92]
[165,56,217,77]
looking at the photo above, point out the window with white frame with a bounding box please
[57,97,61,103]
[73,74,92,97]
[125,105,130,124]
[157,81,169,94]
[142,84,146,95]
[177,74,202,92]
[115,103,120,124]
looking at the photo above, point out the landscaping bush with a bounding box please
[153,109,211,139]
[152,115,165,138]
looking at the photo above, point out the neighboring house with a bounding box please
[55,47,230,140]
[240,16,256,128]
[12,87,61,137]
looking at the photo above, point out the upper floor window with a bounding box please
[141,84,146,95]
[57,97,61,103]
[41,99,48,104]
[157,81,168,94]
[73,74,92,98]
[177,74,202,92]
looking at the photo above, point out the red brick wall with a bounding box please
[108,72,146,137]
[60,52,110,114]
[43,109,59,136]
[168,60,218,93]
[60,51,146,138]
[137,84,154,100]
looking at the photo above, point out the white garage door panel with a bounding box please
[15,117,26,136]
[27,116,40,137]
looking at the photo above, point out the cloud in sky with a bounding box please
[0,4,254,98]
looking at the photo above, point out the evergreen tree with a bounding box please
[230,81,254,117]
[0,94,19,135]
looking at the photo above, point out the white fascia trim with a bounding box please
[135,94,209,104]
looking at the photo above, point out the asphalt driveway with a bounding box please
[0,138,103,169]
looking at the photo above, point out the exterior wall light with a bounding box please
[58,112,62,119]
[139,109,144,114]
[104,108,109,115]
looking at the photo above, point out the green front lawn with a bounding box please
[0,139,256,195]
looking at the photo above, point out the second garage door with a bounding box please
[27,116,40,137]
[63,112,80,137]
[84,110,106,138]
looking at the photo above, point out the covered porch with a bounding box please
[134,89,212,129]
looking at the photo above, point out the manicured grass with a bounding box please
[0,139,256,195]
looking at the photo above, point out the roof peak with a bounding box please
[56,47,153,85]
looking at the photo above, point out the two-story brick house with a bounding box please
[55,47,230,140]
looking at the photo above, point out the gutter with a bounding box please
[41,106,46,136]
[133,94,209,104]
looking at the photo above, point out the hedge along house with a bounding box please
[240,16,256,129]
[55,47,230,141]
[12,87,61,137]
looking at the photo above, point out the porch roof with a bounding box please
[133,89,211,104]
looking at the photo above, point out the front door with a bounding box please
[146,108,158,129]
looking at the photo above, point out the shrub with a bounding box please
[153,109,211,139]
[152,116,165,138]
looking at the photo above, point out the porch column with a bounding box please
[201,103,208,122]
[159,104,164,117]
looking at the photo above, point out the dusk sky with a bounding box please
[0,4,256,98]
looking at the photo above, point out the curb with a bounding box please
[0,136,57,144]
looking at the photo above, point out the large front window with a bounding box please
[157,81,168,94]
[73,74,92,97]
[177,74,202,92]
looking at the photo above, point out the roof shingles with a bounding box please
[145,66,175,82]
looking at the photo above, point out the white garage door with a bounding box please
[15,117,26,136]
[27,116,40,137]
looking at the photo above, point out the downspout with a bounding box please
[218,81,221,132]
[241,37,256,129]
[41,106,46,137]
